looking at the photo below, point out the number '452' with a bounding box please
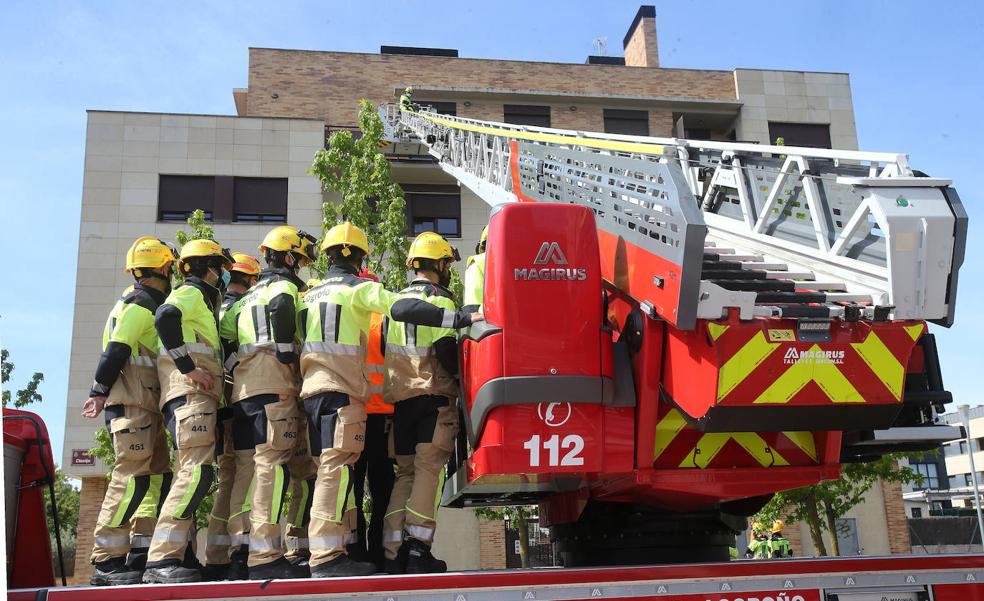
[523,434,584,467]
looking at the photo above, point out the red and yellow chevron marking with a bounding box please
[653,408,819,469]
[705,320,923,408]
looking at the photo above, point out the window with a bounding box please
[834,518,860,556]
[977,437,984,452]
[504,105,551,127]
[158,175,214,221]
[960,441,969,454]
[158,175,287,223]
[767,122,832,149]
[416,101,456,116]
[913,463,940,490]
[911,507,923,518]
[403,184,461,238]
[233,177,287,223]
[604,109,649,136]
[944,442,960,457]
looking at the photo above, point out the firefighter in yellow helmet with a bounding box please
[381,232,465,574]
[83,237,175,586]
[143,239,232,583]
[225,226,318,580]
[298,223,481,578]
[201,252,261,581]
[769,520,793,558]
[745,521,770,559]
[462,224,488,312]
[399,86,415,112]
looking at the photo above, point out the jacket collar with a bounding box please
[134,282,167,306]
[410,277,451,296]
[259,267,307,291]
[182,276,220,310]
[327,263,361,278]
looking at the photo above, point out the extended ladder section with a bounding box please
[386,106,967,331]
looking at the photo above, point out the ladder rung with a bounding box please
[742,262,786,270]
[799,281,848,291]
[764,271,814,280]
[713,280,795,292]
[705,247,735,254]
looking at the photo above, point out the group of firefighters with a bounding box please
[745,521,793,559]
[81,221,488,585]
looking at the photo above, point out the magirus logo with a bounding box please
[515,242,587,281]
[783,347,845,365]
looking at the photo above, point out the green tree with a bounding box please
[475,505,537,567]
[174,208,215,247]
[309,99,410,290]
[753,454,921,556]
[2,348,44,407]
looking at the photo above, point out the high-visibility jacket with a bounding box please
[769,535,793,558]
[155,277,223,403]
[399,93,414,112]
[297,264,473,401]
[364,313,392,414]
[463,253,485,310]
[232,268,305,401]
[383,279,459,404]
[90,284,167,411]
[218,290,246,404]
[748,536,770,559]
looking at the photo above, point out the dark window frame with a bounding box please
[604,109,650,136]
[157,174,288,224]
[402,184,462,238]
[503,104,551,128]
[767,122,833,149]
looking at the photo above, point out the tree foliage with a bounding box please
[174,208,215,247]
[2,348,45,408]
[753,454,921,556]
[309,99,410,290]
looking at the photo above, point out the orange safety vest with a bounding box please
[365,312,392,414]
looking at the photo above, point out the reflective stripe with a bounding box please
[238,341,274,355]
[255,305,269,342]
[208,534,232,546]
[128,356,156,367]
[224,352,238,372]
[249,535,282,552]
[91,381,110,395]
[364,364,385,374]
[309,535,348,550]
[371,385,385,394]
[95,535,129,549]
[384,508,405,519]
[385,344,435,357]
[440,310,455,329]
[230,534,250,546]
[301,341,361,355]
[406,506,434,522]
[161,342,217,357]
[152,528,193,543]
[109,477,138,528]
[405,524,435,541]
[275,342,297,353]
[130,535,153,547]
[383,530,403,543]
[345,532,357,544]
[286,537,310,551]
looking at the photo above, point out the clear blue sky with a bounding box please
[0,1,981,464]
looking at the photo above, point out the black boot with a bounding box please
[287,555,312,578]
[90,557,142,586]
[384,542,410,575]
[310,555,377,578]
[228,546,249,581]
[248,556,309,580]
[125,547,149,572]
[201,563,230,581]
[142,561,202,584]
[405,538,447,574]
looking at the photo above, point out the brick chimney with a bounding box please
[623,5,659,67]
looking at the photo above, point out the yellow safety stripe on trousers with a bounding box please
[850,332,904,399]
[653,409,689,461]
[287,479,311,527]
[421,113,667,157]
[434,466,446,518]
[108,477,139,528]
[132,473,166,519]
[680,432,790,469]
[332,465,351,524]
[753,344,863,404]
[717,332,780,400]
[267,465,287,526]
[174,465,203,519]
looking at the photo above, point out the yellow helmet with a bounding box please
[125,237,175,273]
[406,232,459,268]
[771,520,784,534]
[476,224,489,254]
[178,239,233,275]
[230,252,261,276]
[306,278,322,289]
[321,222,369,257]
[405,86,413,93]
[259,226,318,263]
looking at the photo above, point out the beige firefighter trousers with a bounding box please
[91,405,171,564]
[147,394,218,564]
[383,401,457,560]
[204,416,235,565]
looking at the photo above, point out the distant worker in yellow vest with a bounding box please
[83,237,176,586]
[400,86,415,112]
[203,252,261,581]
[143,240,233,584]
[769,520,793,558]
[462,224,487,313]
[745,521,770,559]
[297,223,481,578]
[382,232,464,574]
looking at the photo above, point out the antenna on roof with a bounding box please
[592,37,608,56]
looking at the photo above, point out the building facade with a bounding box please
[65,5,866,581]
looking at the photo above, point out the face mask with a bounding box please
[438,266,452,288]
[221,270,231,288]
